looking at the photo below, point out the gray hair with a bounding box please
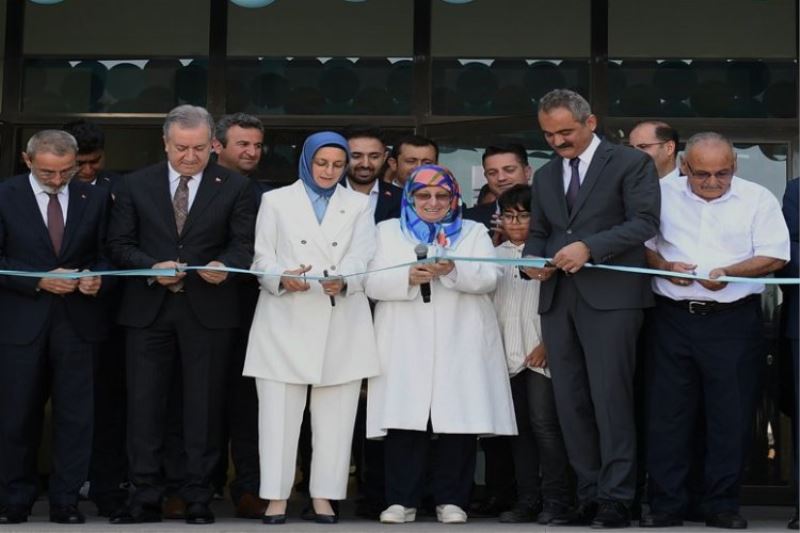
[163,105,214,140]
[26,130,78,158]
[684,131,734,157]
[538,89,592,123]
[214,113,264,147]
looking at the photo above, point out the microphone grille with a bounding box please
[414,244,428,257]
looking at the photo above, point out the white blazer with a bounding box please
[242,180,380,386]
[364,219,517,438]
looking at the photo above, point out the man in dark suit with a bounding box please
[107,105,255,525]
[522,89,660,528]
[344,126,402,224]
[0,130,110,525]
[62,119,128,517]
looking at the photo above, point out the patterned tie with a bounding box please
[566,157,581,213]
[173,175,191,234]
[47,193,65,256]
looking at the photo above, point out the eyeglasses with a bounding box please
[413,191,452,203]
[500,212,531,224]
[630,141,667,150]
[36,167,78,180]
[685,162,733,181]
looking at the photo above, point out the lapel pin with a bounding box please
[215,176,222,183]
[81,194,86,199]
[340,209,345,214]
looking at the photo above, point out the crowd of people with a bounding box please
[0,88,796,530]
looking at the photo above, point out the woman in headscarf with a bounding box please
[365,164,517,524]
[243,131,379,524]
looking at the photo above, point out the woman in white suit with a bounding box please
[243,132,379,524]
[365,165,517,524]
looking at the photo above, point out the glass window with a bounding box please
[226,0,413,115]
[430,0,590,116]
[21,0,210,113]
[608,59,798,118]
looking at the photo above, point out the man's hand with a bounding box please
[525,344,547,368]
[78,271,102,296]
[198,260,228,285]
[320,275,345,297]
[409,264,434,287]
[520,261,557,282]
[552,241,591,274]
[281,265,312,292]
[698,268,728,292]
[152,260,186,287]
[37,268,79,295]
[665,261,697,287]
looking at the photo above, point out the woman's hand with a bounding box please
[427,259,455,278]
[281,264,312,292]
[409,265,434,286]
[320,276,345,296]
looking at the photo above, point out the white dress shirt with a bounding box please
[561,134,601,192]
[493,241,550,378]
[167,164,203,210]
[646,176,790,302]
[661,166,680,182]
[29,173,68,225]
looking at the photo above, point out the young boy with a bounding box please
[492,184,573,524]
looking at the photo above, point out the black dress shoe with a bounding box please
[788,507,799,530]
[49,504,86,524]
[591,500,630,529]
[470,496,512,518]
[705,511,747,529]
[640,512,683,527]
[499,498,541,523]
[538,500,571,525]
[109,504,162,524]
[314,513,338,524]
[185,502,215,524]
[551,500,598,526]
[262,514,287,524]
[302,500,340,521]
[0,505,28,524]
[94,496,127,518]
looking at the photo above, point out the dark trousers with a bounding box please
[647,298,765,515]
[479,435,515,505]
[509,370,571,504]
[353,383,386,510]
[541,276,641,504]
[793,340,799,487]
[385,428,477,509]
[0,299,94,507]
[88,325,128,506]
[126,293,231,507]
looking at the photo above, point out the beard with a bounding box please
[348,170,378,186]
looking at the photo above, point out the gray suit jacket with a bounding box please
[523,140,660,313]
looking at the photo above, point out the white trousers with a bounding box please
[255,378,361,500]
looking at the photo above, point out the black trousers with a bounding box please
[384,428,477,509]
[126,293,231,507]
[479,435,515,505]
[509,370,571,504]
[0,299,94,507]
[541,276,642,504]
[353,382,386,510]
[88,324,128,506]
[647,297,765,515]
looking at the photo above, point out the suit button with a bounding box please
[178,244,184,249]
[330,266,336,271]
[301,240,307,245]
[332,242,338,247]
[566,229,573,235]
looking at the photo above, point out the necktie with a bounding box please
[566,157,581,213]
[173,175,191,234]
[47,193,64,256]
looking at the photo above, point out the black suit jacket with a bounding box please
[524,140,660,312]
[107,161,255,329]
[0,174,111,344]
[463,201,497,231]
[342,179,402,224]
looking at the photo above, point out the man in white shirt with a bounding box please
[628,120,680,181]
[641,132,789,530]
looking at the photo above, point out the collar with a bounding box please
[500,240,525,251]
[370,179,380,196]
[662,166,680,181]
[574,134,601,166]
[28,173,68,197]
[167,163,203,183]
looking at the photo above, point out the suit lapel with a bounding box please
[60,181,89,256]
[546,160,570,223]
[320,186,351,242]
[375,181,391,222]
[181,167,226,236]
[151,164,178,237]
[569,141,612,223]
[16,176,54,254]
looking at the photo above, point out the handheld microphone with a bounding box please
[323,269,336,307]
[414,244,431,304]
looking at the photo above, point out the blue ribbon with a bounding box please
[1,258,798,285]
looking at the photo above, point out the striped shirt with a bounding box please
[493,241,550,378]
